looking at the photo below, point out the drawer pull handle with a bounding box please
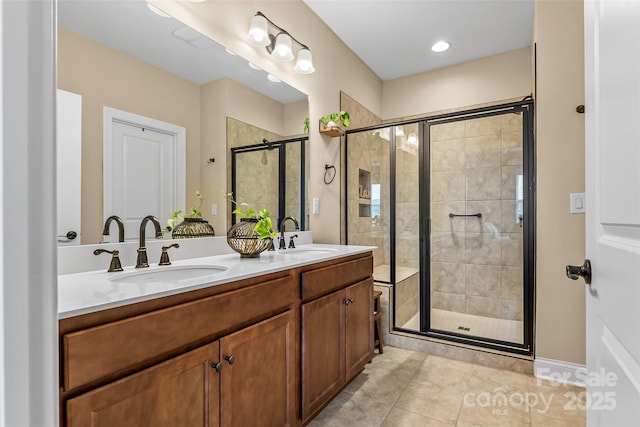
[211,362,222,373]
[343,298,354,305]
[224,355,235,365]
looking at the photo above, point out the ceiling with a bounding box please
[58,1,534,104]
[304,0,535,80]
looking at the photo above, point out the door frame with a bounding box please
[417,100,535,356]
[102,107,186,226]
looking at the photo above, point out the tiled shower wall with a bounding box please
[430,114,524,321]
[346,130,389,268]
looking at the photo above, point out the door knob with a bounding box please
[566,259,592,285]
[224,355,235,365]
[211,362,222,373]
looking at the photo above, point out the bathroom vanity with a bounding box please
[58,245,374,426]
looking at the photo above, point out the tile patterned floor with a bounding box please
[308,346,585,427]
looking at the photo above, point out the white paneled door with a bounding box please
[103,108,185,242]
[583,0,640,424]
[56,89,82,246]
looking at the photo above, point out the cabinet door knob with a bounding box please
[343,298,353,305]
[211,362,222,373]
[224,355,235,365]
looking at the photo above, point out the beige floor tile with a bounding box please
[530,413,585,427]
[308,390,393,427]
[412,357,473,388]
[345,370,411,404]
[528,384,586,425]
[456,399,531,426]
[381,408,455,427]
[395,381,466,424]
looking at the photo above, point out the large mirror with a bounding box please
[56,0,309,246]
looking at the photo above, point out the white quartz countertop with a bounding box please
[58,244,374,319]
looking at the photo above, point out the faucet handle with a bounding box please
[94,249,124,272]
[158,243,179,266]
[288,234,299,249]
[278,236,287,250]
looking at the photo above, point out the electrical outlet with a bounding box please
[211,203,217,216]
[312,198,319,215]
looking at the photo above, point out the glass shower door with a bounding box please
[426,106,532,349]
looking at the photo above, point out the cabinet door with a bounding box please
[346,278,374,379]
[301,290,346,421]
[66,342,220,427]
[219,310,295,427]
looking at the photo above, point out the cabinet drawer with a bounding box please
[301,255,372,301]
[63,275,294,391]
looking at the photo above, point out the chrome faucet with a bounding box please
[136,215,163,268]
[103,215,125,242]
[279,216,300,250]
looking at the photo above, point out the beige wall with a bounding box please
[534,0,586,365]
[382,48,532,120]
[150,0,383,244]
[58,28,201,244]
[150,0,586,366]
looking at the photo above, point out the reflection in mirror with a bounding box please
[231,136,309,231]
[57,0,309,245]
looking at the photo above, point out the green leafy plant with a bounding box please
[224,192,277,240]
[320,111,350,128]
[303,117,310,133]
[166,191,204,233]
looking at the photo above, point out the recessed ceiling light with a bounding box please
[225,48,237,56]
[431,41,450,53]
[248,62,262,70]
[147,3,171,18]
[267,74,281,83]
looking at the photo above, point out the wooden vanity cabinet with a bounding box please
[66,341,220,427]
[66,310,295,427]
[300,256,374,423]
[60,272,297,427]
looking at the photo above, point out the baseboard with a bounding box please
[534,357,586,388]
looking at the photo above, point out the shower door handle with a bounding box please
[566,259,592,285]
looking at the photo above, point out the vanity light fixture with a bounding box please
[431,40,451,53]
[248,62,262,70]
[267,74,281,83]
[225,48,237,56]
[245,11,315,74]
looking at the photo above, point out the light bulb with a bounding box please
[270,32,294,61]
[246,14,270,46]
[294,48,315,74]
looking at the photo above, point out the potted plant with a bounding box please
[319,111,350,136]
[168,191,215,238]
[225,194,277,258]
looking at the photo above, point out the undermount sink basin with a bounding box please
[109,265,227,285]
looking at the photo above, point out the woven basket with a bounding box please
[227,218,271,258]
[172,218,215,239]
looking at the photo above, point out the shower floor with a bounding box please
[403,309,524,344]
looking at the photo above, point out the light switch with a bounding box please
[312,198,320,215]
[211,203,217,216]
[570,193,585,214]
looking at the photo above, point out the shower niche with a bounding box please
[358,169,371,217]
[345,100,535,356]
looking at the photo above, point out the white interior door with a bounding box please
[103,108,185,242]
[56,89,82,246]
[583,0,640,424]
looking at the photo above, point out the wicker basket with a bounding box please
[172,218,215,239]
[227,218,271,258]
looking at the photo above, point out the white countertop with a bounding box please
[58,244,374,319]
